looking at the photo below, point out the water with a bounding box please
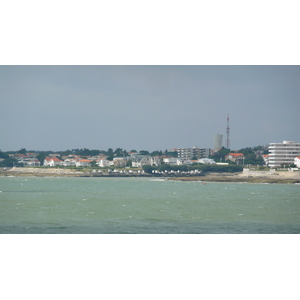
[0,176,299,233]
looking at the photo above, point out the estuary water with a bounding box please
[0,176,299,234]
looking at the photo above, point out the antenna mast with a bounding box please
[226,113,230,149]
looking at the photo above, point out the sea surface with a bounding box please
[0,176,299,233]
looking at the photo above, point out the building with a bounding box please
[97,159,113,167]
[44,157,63,167]
[225,153,245,164]
[63,159,76,167]
[177,147,210,160]
[149,156,161,166]
[262,154,268,165]
[199,148,210,158]
[177,148,193,160]
[19,158,41,166]
[268,140,300,168]
[198,158,216,164]
[294,157,300,168]
[163,158,183,165]
[113,158,127,168]
[75,159,92,167]
[213,134,223,151]
[131,155,151,168]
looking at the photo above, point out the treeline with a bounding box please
[142,164,243,174]
[0,150,22,167]
[210,146,267,165]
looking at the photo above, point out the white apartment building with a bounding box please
[268,140,300,168]
[177,147,210,160]
[177,148,193,159]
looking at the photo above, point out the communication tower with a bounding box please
[226,114,230,149]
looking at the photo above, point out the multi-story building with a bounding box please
[177,147,210,160]
[199,148,210,158]
[178,148,193,160]
[268,140,300,168]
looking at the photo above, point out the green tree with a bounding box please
[90,150,101,156]
[37,153,47,164]
[139,150,149,155]
[142,165,155,174]
[0,150,9,159]
[18,148,27,154]
[0,157,19,167]
[114,148,124,157]
[151,150,163,156]
[60,150,72,156]
[212,147,230,162]
[90,161,98,168]
[79,148,92,156]
[158,164,172,172]
[107,154,114,161]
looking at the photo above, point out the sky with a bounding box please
[1,65,299,152]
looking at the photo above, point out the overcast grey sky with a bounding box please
[0,65,299,152]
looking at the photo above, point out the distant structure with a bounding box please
[268,140,300,168]
[226,113,230,149]
[213,134,223,151]
[177,146,210,160]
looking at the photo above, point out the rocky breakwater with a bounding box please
[1,167,85,177]
[0,167,152,177]
[169,169,300,183]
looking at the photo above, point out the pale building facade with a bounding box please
[268,140,300,168]
[225,153,245,165]
[294,157,300,168]
[44,157,63,167]
[177,147,210,160]
[97,159,112,167]
[75,159,92,167]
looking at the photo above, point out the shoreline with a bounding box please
[1,167,300,184]
[167,176,300,184]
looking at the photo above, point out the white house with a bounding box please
[97,159,113,167]
[113,159,127,167]
[131,155,151,167]
[225,153,245,164]
[294,157,300,168]
[44,157,63,167]
[63,159,76,167]
[149,156,161,166]
[198,158,216,164]
[75,159,92,167]
[163,158,183,165]
[20,158,41,166]
[262,154,268,165]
